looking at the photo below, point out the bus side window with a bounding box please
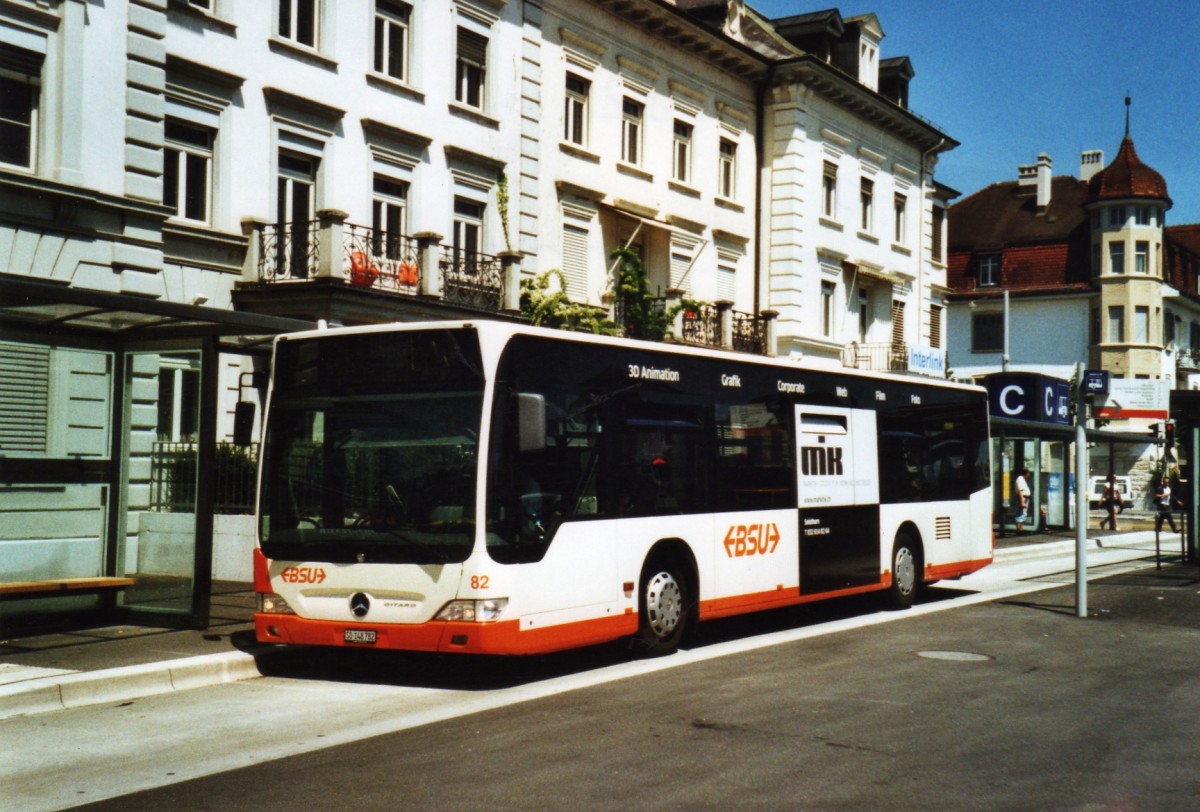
[715,400,794,511]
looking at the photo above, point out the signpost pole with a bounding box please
[1075,362,1088,618]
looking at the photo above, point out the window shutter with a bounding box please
[457,27,487,66]
[0,44,44,76]
[561,222,589,300]
[670,250,692,291]
[930,305,942,349]
[0,342,49,454]
[717,264,736,300]
[891,300,905,346]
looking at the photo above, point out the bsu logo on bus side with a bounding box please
[800,445,844,476]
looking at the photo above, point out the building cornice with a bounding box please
[772,56,956,152]
[591,0,766,81]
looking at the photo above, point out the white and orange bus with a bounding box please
[254,321,992,655]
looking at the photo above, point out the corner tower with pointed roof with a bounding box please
[1085,106,1173,380]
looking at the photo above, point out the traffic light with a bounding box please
[1165,420,1175,448]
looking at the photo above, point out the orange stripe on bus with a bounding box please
[256,612,638,656]
[252,549,272,594]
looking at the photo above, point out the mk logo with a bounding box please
[800,445,844,476]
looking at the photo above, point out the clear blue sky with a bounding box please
[751,0,1200,224]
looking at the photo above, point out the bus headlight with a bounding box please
[258,593,295,614]
[435,598,509,622]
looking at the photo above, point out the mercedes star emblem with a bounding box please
[350,592,370,618]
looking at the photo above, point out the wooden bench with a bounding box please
[0,577,135,601]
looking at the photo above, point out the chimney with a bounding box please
[1080,149,1104,182]
[1036,153,1052,208]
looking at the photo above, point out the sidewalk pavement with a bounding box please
[0,527,1194,722]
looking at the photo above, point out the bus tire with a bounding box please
[632,558,688,656]
[887,534,920,610]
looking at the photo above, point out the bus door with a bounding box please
[795,407,880,594]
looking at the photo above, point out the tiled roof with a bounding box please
[1086,137,1171,204]
[947,176,1093,296]
[1165,224,1200,296]
[948,176,1090,250]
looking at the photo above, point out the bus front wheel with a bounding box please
[633,560,688,656]
[887,534,920,610]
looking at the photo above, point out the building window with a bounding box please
[563,73,589,146]
[893,193,907,244]
[718,139,737,199]
[372,176,408,259]
[1135,240,1149,274]
[157,364,200,443]
[971,312,1003,352]
[621,97,642,165]
[821,281,835,338]
[1109,240,1125,275]
[1107,206,1126,227]
[822,161,838,218]
[857,287,869,342]
[860,178,874,232]
[717,261,736,301]
[278,0,318,48]
[276,151,318,277]
[456,27,487,110]
[0,46,42,170]
[561,218,590,299]
[672,120,692,184]
[1108,305,1125,343]
[163,119,214,224]
[374,0,410,81]
[1134,306,1149,344]
[1135,206,1151,226]
[186,0,213,9]
[453,198,484,261]
[930,304,943,349]
[931,206,944,262]
[891,299,906,349]
[978,253,999,286]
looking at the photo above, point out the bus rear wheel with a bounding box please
[887,534,920,610]
[633,560,688,656]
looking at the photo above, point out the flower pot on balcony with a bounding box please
[349,251,379,287]
[397,261,419,287]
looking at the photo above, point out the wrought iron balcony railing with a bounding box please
[344,224,421,294]
[439,245,503,312]
[842,341,909,373]
[260,220,320,281]
[248,215,518,314]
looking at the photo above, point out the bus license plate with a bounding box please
[344,629,377,644]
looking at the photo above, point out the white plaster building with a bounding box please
[0,0,957,630]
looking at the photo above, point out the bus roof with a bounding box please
[274,319,984,395]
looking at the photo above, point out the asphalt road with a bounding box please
[7,550,1199,811]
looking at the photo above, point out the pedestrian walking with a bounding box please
[1099,473,1120,531]
[1154,475,1181,534]
[1015,467,1032,534]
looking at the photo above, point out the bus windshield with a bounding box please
[259,329,484,565]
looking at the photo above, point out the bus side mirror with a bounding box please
[517,393,546,452]
[233,401,256,447]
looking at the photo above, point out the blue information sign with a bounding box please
[1082,370,1109,396]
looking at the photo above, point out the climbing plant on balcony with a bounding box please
[520,269,620,335]
[520,249,706,342]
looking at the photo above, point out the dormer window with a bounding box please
[978,253,999,286]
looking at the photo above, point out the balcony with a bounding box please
[237,210,521,323]
[1176,347,1200,374]
[842,341,910,373]
[614,297,776,356]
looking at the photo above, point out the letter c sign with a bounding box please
[1000,384,1026,416]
